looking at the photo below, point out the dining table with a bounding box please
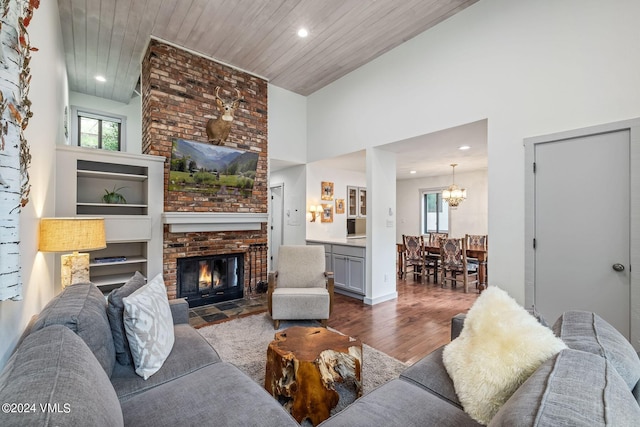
[397,242,488,292]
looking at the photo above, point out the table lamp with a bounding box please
[39,217,106,288]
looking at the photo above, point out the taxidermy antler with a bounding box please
[206,87,242,145]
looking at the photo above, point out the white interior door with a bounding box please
[533,130,630,337]
[269,184,284,270]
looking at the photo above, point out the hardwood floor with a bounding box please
[328,275,479,365]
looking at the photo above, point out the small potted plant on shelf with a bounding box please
[101,185,127,204]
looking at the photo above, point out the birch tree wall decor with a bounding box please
[0,0,39,301]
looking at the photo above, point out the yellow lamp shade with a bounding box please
[39,217,106,252]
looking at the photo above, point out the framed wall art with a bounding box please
[335,198,345,214]
[321,181,334,200]
[169,138,258,197]
[321,204,333,223]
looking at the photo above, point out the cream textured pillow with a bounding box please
[123,274,175,380]
[442,287,566,425]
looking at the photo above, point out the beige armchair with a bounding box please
[267,245,334,329]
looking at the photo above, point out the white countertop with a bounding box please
[306,237,367,247]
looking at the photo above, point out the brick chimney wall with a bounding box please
[141,39,268,298]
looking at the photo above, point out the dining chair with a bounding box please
[440,238,479,293]
[465,234,488,282]
[425,232,448,283]
[466,234,488,248]
[402,235,425,283]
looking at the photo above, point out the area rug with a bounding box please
[197,313,408,396]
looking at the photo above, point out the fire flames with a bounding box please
[199,263,212,287]
[199,262,221,288]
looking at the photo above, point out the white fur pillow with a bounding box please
[442,287,566,425]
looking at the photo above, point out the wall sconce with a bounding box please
[309,205,320,222]
[39,217,107,288]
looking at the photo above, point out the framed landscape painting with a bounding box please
[169,138,258,197]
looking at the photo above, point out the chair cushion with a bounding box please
[552,310,640,390]
[0,325,123,427]
[277,246,326,288]
[107,271,147,365]
[31,282,116,377]
[272,287,330,320]
[441,238,464,268]
[403,235,423,262]
[489,349,640,426]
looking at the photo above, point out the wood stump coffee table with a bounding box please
[264,326,362,426]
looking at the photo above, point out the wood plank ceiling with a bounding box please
[58,0,478,104]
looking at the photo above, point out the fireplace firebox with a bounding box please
[177,253,244,307]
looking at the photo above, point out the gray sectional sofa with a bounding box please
[1,280,640,426]
[320,310,640,427]
[0,282,299,427]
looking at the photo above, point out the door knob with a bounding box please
[612,263,625,272]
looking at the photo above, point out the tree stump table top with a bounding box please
[264,326,363,426]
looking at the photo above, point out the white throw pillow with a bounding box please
[442,286,566,425]
[123,274,175,380]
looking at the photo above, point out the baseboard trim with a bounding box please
[364,292,398,306]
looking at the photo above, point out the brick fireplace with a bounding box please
[141,39,268,301]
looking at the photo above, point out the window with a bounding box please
[72,107,126,151]
[421,190,449,234]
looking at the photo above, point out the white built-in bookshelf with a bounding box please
[55,145,164,293]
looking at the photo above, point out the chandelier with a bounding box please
[442,163,466,209]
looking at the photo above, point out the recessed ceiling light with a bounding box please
[297,28,308,38]
[459,145,471,150]
[410,170,417,174]
[95,75,106,82]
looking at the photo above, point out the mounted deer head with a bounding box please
[206,87,243,145]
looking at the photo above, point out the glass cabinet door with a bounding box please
[347,186,358,218]
[358,188,366,217]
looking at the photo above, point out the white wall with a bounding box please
[307,0,640,304]
[68,91,142,154]
[268,84,308,253]
[305,164,366,241]
[396,169,488,242]
[268,84,307,164]
[0,0,67,369]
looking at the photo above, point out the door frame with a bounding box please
[269,183,284,272]
[524,118,640,349]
